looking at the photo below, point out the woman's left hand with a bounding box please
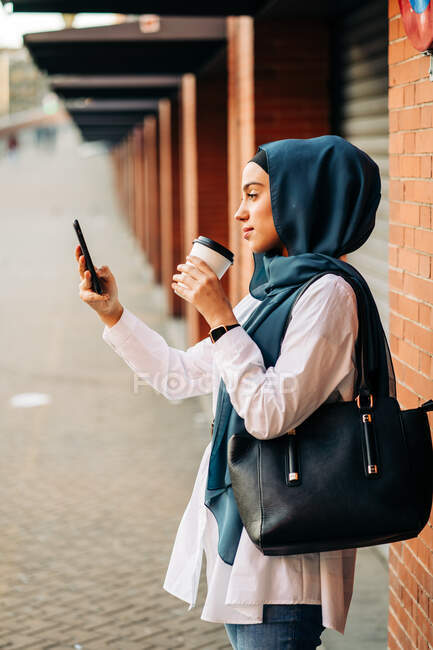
[172,255,238,329]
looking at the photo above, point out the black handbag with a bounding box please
[227,271,433,556]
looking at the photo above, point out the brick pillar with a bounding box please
[159,98,183,316]
[388,1,433,648]
[180,73,200,343]
[227,16,255,305]
[147,115,161,283]
[133,126,144,248]
[142,115,160,279]
[120,142,128,221]
[142,120,150,257]
[171,96,184,318]
[126,134,133,232]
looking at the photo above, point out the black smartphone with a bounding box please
[73,219,103,295]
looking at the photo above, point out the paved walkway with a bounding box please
[0,125,389,649]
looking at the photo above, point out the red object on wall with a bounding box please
[398,0,433,51]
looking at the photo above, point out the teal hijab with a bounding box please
[204,135,396,565]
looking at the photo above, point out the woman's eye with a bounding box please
[247,193,257,199]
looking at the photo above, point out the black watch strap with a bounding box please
[209,323,240,344]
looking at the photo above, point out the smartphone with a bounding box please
[73,219,103,295]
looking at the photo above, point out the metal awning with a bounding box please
[23,18,226,76]
[5,0,365,17]
[49,75,181,101]
[23,19,225,142]
[4,1,264,13]
[75,127,131,144]
[65,99,158,141]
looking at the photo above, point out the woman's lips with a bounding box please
[243,229,254,239]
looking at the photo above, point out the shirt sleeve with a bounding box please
[212,275,359,440]
[102,306,214,400]
[101,296,249,401]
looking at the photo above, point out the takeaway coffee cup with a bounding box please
[174,236,234,295]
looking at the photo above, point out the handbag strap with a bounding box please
[285,271,371,403]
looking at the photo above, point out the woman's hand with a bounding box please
[75,244,123,327]
[172,255,238,329]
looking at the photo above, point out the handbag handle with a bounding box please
[286,271,372,406]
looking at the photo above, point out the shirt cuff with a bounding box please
[212,325,262,374]
[102,306,139,350]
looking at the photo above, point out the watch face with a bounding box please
[210,325,227,343]
[210,326,225,343]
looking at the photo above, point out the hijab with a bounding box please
[204,135,396,565]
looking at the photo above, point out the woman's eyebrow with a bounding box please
[242,182,265,190]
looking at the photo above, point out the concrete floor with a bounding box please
[0,124,390,649]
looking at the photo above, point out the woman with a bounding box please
[76,135,391,649]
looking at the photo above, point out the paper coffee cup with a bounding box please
[174,236,234,295]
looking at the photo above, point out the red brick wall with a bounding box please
[254,18,330,145]
[196,54,229,342]
[226,17,330,303]
[227,16,256,305]
[388,1,433,648]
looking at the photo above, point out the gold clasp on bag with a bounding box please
[356,394,380,478]
[286,428,300,484]
[356,393,374,409]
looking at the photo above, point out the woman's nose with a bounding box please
[234,202,248,221]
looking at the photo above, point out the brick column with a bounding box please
[126,134,134,232]
[171,96,184,317]
[226,16,330,304]
[142,115,160,281]
[133,126,144,248]
[227,16,255,304]
[159,98,183,316]
[180,73,200,343]
[388,1,433,648]
[148,115,161,283]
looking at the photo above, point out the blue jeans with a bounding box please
[224,604,325,649]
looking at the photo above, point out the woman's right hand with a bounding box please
[75,244,123,326]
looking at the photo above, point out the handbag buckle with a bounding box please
[356,393,373,409]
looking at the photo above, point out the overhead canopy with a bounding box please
[19,0,366,143]
[23,19,225,143]
[4,0,264,13]
[6,0,365,17]
[23,18,226,75]
[76,127,132,144]
[50,74,181,101]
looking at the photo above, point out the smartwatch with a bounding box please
[209,323,240,344]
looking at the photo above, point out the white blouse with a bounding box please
[102,273,359,635]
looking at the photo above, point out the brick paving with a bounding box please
[0,126,230,649]
[0,125,389,649]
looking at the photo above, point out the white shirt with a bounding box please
[102,273,359,635]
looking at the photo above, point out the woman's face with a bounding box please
[234,161,288,256]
